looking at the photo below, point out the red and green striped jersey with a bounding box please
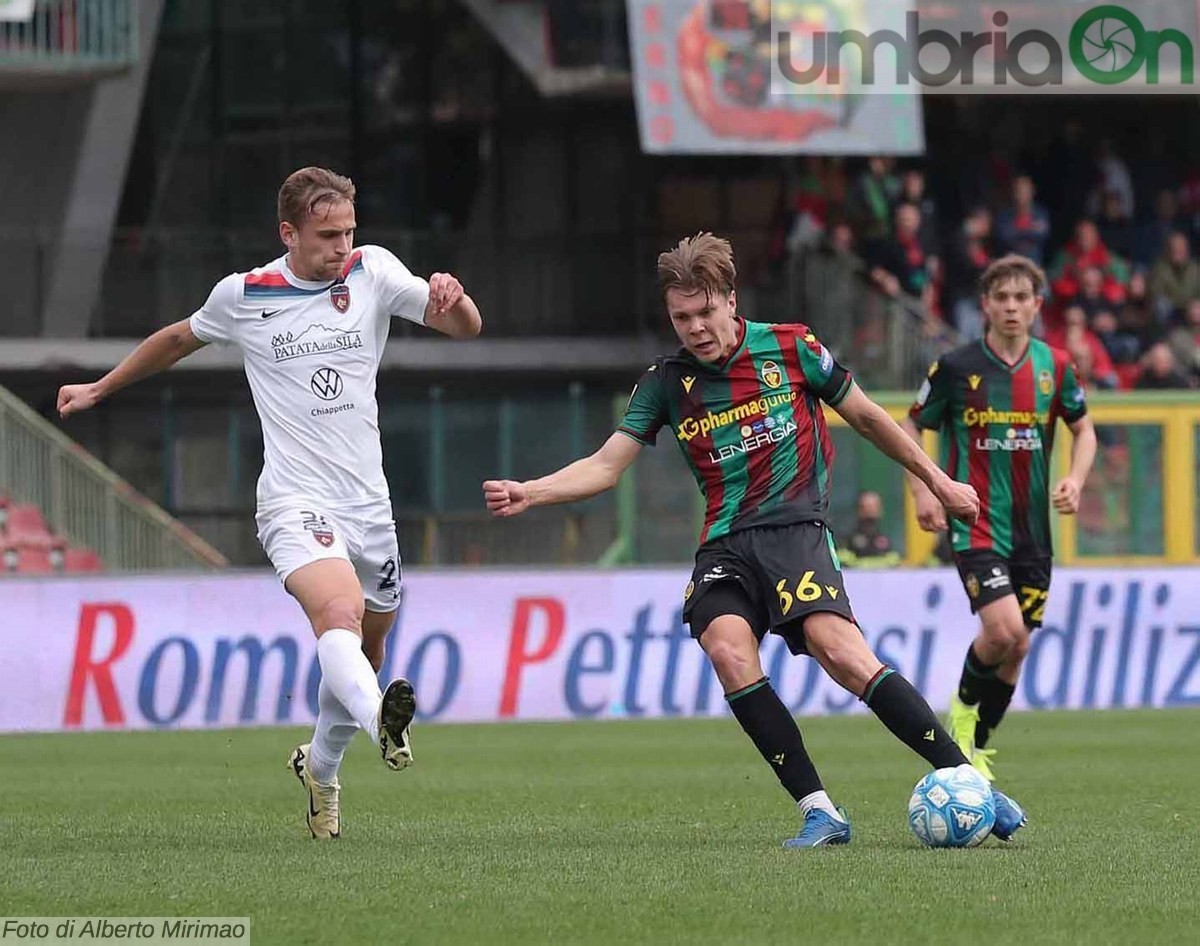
[908,337,1088,558]
[617,318,853,545]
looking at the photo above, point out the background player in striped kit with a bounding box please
[904,254,1097,780]
[484,233,1028,847]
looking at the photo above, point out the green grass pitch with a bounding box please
[2,709,1197,945]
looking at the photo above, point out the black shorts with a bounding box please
[954,549,1052,628]
[681,522,856,656]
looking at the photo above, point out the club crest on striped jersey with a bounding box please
[1038,369,1054,396]
[682,375,696,394]
[330,283,351,314]
[968,374,982,390]
[760,360,783,389]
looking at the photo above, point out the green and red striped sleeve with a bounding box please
[909,358,953,430]
[616,362,667,446]
[1057,357,1088,424]
[794,329,852,404]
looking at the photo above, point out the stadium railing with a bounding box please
[0,0,137,76]
[785,242,959,393]
[0,383,227,572]
[6,227,948,384]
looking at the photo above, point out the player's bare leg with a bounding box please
[700,613,848,846]
[360,608,395,672]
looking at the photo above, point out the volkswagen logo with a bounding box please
[310,367,344,401]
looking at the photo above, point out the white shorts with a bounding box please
[255,498,402,613]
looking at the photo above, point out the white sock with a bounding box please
[798,790,845,821]
[316,628,382,743]
[308,679,358,784]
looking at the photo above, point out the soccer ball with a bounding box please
[908,764,996,848]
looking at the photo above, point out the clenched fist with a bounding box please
[483,479,529,518]
[57,383,102,419]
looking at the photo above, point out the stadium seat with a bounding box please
[4,503,56,550]
[63,546,104,573]
[14,547,54,575]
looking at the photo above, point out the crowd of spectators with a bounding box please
[779,137,1200,391]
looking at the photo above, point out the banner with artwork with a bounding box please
[626,0,924,154]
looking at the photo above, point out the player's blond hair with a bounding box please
[979,254,1046,297]
[277,167,356,226]
[657,232,737,302]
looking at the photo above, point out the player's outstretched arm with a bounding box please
[423,272,481,339]
[57,318,207,419]
[484,432,641,518]
[833,384,979,525]
[1052,415,1097,514]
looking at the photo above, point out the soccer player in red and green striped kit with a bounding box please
[904,254,1097,782]
[484,233,1027,847]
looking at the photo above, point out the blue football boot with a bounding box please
[991,788,1028,841]
[783,806,852,848]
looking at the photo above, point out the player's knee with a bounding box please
[704,637,748,673]
[313,596,364,635]
[702,635,757,686]
[981,615,1025,654]
[807,624,878,693]
[1008,633,1031,663]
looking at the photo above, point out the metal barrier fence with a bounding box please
[0,383,226,570]
[9,381,1193,570]
[786,243,958,393]
[0,0,136,73]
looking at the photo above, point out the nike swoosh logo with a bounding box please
[308,788,319,819]
[261,309,281,319]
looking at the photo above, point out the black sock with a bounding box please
[863,667,968,769]
[727,677,823,802]
[957,643,1000,705]
[976,680,1016,748]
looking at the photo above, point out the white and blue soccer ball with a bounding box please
[908,764,996,848]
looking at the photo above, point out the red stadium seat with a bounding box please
[4,503,56,550]
[14,547,54,575]
[63,546,104,573]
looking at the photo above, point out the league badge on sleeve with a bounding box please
[330,283,351,314]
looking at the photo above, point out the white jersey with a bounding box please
[189,245,429,507]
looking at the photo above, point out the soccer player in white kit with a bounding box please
[57,167,482,839]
